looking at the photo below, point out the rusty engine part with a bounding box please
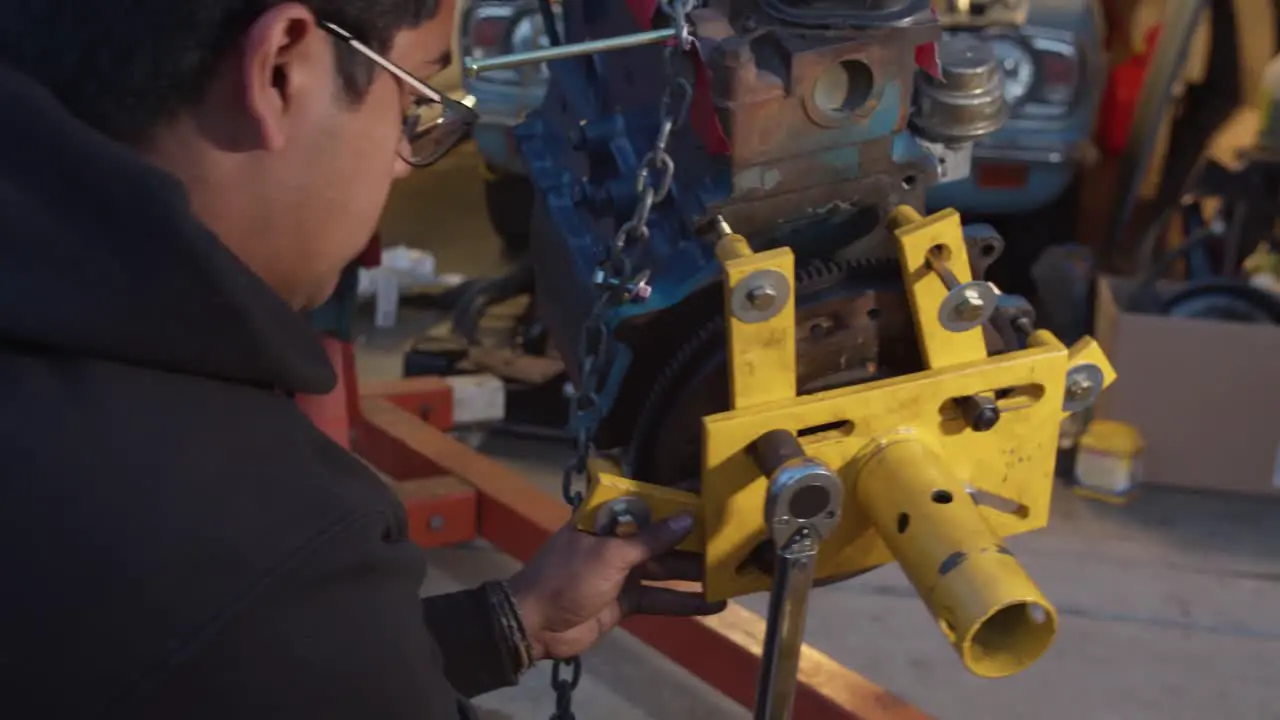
[691,0,942,261]
[626,227,1006,490]
[512,0,1008,466]
[911,34,1007,145]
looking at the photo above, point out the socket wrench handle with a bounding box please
[751,430,844,720]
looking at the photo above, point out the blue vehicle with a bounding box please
[460,0,1107,263]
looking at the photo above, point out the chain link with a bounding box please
[549,2,699,718]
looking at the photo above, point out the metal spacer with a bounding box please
[938,280,998,332]
[730,269,792,324]
[1062,362,1105,413]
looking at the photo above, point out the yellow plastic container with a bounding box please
[1073,420,1144,504]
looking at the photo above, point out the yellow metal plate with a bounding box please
[892,207,987,369]
[722,247,797,409]
[701,340,1076,602]
[576,470,704,554]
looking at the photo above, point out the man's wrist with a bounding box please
[503,576,548,662]
[482,580,544,673]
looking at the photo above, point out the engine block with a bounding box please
[514,0,1006,439]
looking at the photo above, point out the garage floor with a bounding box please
[353,143,1280,719]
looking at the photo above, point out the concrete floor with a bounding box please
[353,142,1280,719]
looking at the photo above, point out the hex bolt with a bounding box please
[1065,375,1095,403]
[957,395,1000,432]
[953,287,987,323]
[927,248,983,320]
[746,284,779,312]
[611,511,640,537]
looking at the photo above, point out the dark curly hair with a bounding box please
[0,0,441,143]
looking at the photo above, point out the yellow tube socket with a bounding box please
[854,439,1058,678]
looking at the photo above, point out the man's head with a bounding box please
[0,0,458,308]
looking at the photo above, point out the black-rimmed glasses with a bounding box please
[321,21,478,169]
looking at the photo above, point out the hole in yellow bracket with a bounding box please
[796,420,855,442]
[939,385,1046,424]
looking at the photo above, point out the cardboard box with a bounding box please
[1093,276,1280,496]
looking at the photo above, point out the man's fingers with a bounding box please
[639,551,703,582]
[628,586,727,617]
[620,512,696,565]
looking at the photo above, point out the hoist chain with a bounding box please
[549,2,699,718]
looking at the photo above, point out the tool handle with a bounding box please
[754,533,819,720]
[464,28,677,77]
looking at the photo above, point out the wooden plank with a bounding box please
[358,397,932,720]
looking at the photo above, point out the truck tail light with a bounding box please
[1034,48,1080,107]
[975,162,1030,189]
[471,15,510,50]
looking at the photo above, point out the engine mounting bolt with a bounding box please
[957,395,1000,432]
[953,287,987,322]
[1065,376,1095,402]
[747,284,779,312]
[611,511,640,537]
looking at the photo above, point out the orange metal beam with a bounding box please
[394,476,479,549]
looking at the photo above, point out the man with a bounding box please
[0,1,722,718]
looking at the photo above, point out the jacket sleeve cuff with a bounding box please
[421,583,533,698]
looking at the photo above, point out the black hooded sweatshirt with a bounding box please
[0,64,520,718]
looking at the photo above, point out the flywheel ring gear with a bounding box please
[625,228,1005,490]
[626,255,909,489]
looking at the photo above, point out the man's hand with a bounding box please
[506,512,726,661]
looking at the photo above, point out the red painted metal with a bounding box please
[397,476,480,549]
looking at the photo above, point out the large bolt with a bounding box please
[609,509,641,537]
[952,286,988,323]
[1065,375,1095,403]
[957,395,1000,432]
[747,284,779,312]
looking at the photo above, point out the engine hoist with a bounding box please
[463,1,1115,717]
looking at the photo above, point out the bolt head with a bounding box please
[972,406,1000,432]
[953,295,987,323]
[746,284,779,312]
[1066,376,1095,401]
[611,511,640,537]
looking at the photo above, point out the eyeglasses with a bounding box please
[320,21,478,169]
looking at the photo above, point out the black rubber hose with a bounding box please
[450,259,536,345]
[1126,229,1215,313]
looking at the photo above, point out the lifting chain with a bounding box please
[549,2,698,718]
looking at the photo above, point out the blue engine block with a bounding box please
[513,2,945,431]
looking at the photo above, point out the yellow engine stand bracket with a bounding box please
[715,226,798,409]
[577,457,704,553]
[572,208,1117,677]
[888,206,989,369]
[854,436,1058,677]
